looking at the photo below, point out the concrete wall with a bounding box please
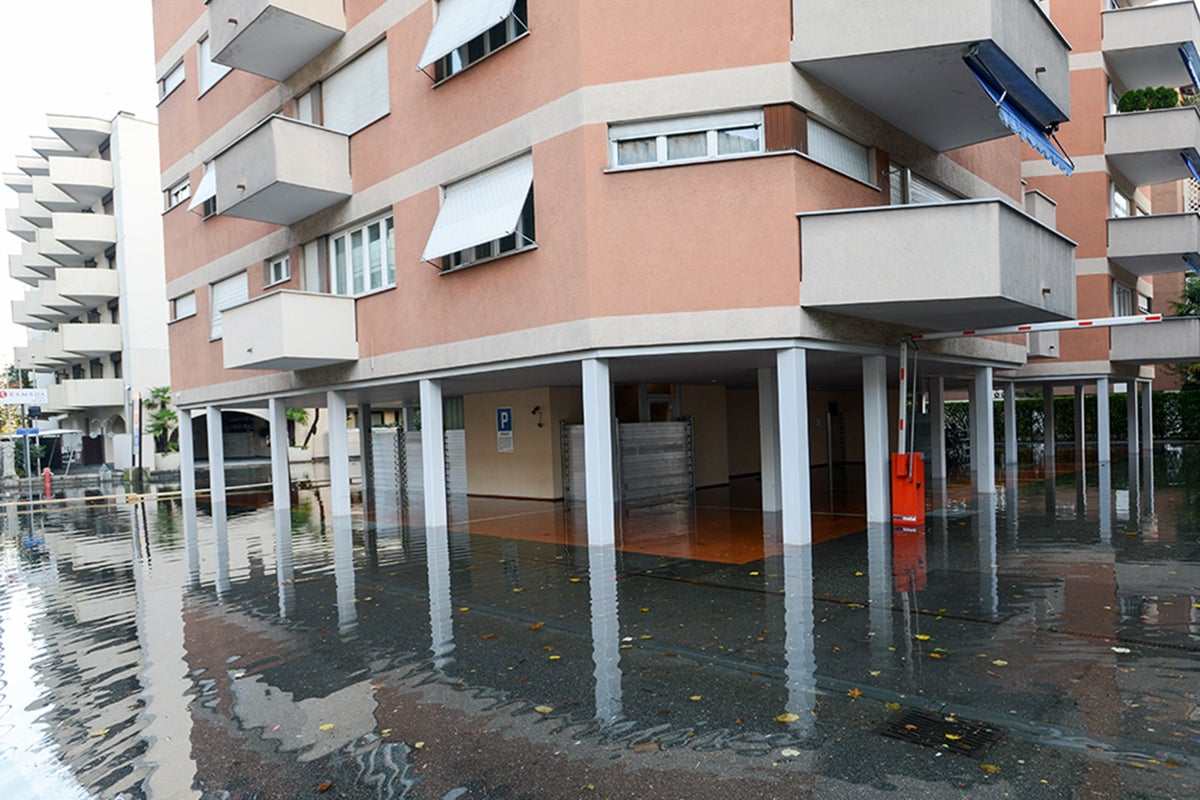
[679,385,729,488]
[725,388,760,476]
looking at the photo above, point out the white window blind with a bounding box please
[908,172,957,204]
[418,0,518,70]
[807,120,872,185]
[188,163,216,214]
[210,272,248,340]
[322,42,390,135]
[198,37,231,95]
[159,62,185,100]
[422,153,534,261]
[174,292,196,321]
[303,240,321,291]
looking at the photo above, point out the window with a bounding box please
[889,164,960,205]
[421,153,535,271]
[89,359,104,379]
[266,254,291,286]
[108,300,119,325]
[608,110,765,169]
[87,308,101,324]
[1112,185,1132,218]
[198,36,232,95]
[172,292,196,321]
[329,216,395,296]
[111,352,122,380]
[158,61,185,101]
[1114,282,1135,317]
[188,163,217,218]
[165,177,191,210]
[807,119,873,184]
[210,272,248,339]
[296,88,320,125]
[424,0,529,81]
[72,364,85,380]
[321,41,389,135]
[1138,293,1151,313]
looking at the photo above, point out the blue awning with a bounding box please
[1183,252,1200,277]
[1182,149,1200,184]
[1180,42,1200,92]
[967,63,1073,177]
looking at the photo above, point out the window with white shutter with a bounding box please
[210,272,248,340]
[807,120,872,185]
[321,41,389,135]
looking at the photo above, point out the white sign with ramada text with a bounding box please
[0,388,48,405]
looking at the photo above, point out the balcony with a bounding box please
[49,157,113,207]
[6,208,37,242]
[32,175,86,213]
[36,227,88,267]
[1105,106,1200,186]
[49,212,116,260]
[18,193,51,228]
[1108,213,1200,277]
[214,115,350,225]
[15,155,48,177]
[1103,1,1200,92]
[222,290,357,370]
[790,0,1070,151]
[4,172,32,194]
[9,255,42,287]
[49,379,125,411]
[22,242,60,278]
[208,0,345,81]
[1111,316,1200,364]
[31,331,72,369]
[30,135,76,160]
[55,267,120,306]
[33,280,82,321]
[11,300,53,331]
[60,323,122,358]
[798,199,1076,329]
[46,115,111,155]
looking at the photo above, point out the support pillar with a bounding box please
[1097,377,1111,463]
[862,355,889,523]
[582,359,616,545]
[1042,383,1056,463]
[930,377,947,482]
[327,391,351,519]
[178,410,200,585]
[972,367,995,493]
[757,367,782,513]
[1074,384,1086,466]
[206,406,229,596]
[1126,381,1139,456]
[358,402,374,520]
[420,379,448,529]
[1003,382,1017,466]
[1140,381,1153,454]
[267,398,290,513]
[779,348,813,544]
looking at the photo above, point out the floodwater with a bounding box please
[1,447,1198,799]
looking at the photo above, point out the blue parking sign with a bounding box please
[497,407,513,432]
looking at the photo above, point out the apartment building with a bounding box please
[155,0,1087,543]
[1011,0,1200,455]
[4,112,170,470]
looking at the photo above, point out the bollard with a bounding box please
[42,467,52,499]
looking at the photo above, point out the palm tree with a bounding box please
[143,386,178,453]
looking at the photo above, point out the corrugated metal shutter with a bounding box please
[210,271,247,339]
[562,424,587,506]
[322,41,389,135]
[445,430,467,495]
[619,421,694,506]
[404,431,423,499]
[807,120,871,184]
[372,428,402,518]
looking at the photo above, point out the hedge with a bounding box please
[943,389,1200,442]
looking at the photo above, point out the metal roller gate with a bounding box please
[562,419,695,508]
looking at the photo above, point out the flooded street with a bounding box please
[1,448,1199,799]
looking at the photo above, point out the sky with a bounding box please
[0,1,159,364]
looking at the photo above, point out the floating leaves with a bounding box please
[318,723,335,731]
[914,634,931,641]
[633,741,660,753]
[991,660,1008,667]
[775,712,801,723]
[780,748,802,757]
[529,622,545,630]
[980,764,1001,775]
[534,706,554,714]
[90,729,109,738]
[689,695,702,701]
[847,688,863,699]
[317,781,334,793]
[549,654,561,660]
[885,702,901,711]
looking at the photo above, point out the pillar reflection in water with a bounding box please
[213,501,230,598]
[782,544,816,731]
[183,494,200,587]
[867,523,893,660]
[588,545,622,724]
[274,508,295,620]
[1004,465,1020,542]
[426,526,455,670]
[1098,462,1113,544]
[333,515,356,636]
[976,495,998,620]
[1141,453,1156,526]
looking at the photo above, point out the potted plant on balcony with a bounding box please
[1116,87,1180,112]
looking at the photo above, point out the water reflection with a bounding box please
[588,545,622,724]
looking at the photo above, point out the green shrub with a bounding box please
[1117,86,1180,112]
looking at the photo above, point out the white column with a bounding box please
[1003,382,1018,466]
[778,348,812,545]
[1042,383,1056,462]
[757,367,782,513]
[178,409,200,585]
[929,377,947,481]
[972,367,995,493]
[1097,377,1111,463]
[327,391,351,519]
[1140,381,1153,454]
[420,379,448,529]
[1074,384,1086,466]
[358,401,374,520]
[206,406,229,596]
[333,515,357,635]
[267,398,290,513]
[582,359,616,545]
[1126,380,1139,456]
[588,546,622,724]
[862,355,889,523]
[782,544,816,729]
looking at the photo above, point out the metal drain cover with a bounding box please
[879,709,1004,757]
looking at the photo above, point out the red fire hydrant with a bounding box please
[42,467,52,499]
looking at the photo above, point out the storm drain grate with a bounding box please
[878,710,1004,758]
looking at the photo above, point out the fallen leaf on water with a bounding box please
[90,729,109,737]
[904,724,918,731]
[480,633,497,640]
[319,723,335,731]
[885,702,901,711]
[1112,646,1131,654]
[689,695,702,701]
[914,634,931,641]
[869,670,881,677]
[512,587,524,593]
[633,740,660,753]
[780,748,802,757]
[847,688,863,699]
[534,706,554,714]
[775,712,801,723]
[414,741,425,749]
[854,571,864,577]
[317,781,334,793]
[930,653,943,659]
[992,660,1008,667]
[381,729,392,736]
[945,734,962,741]
[749,571,760,576]
[640,635,653,640]
[549,655,561,660]
[530,622,545,630]
[542,644,556,651]
[980,764,1000,775]
[569,577,582,583]
[640,607,651,612]
[459,607,470,612]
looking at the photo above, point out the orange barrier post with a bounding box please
[891,452,925,526]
